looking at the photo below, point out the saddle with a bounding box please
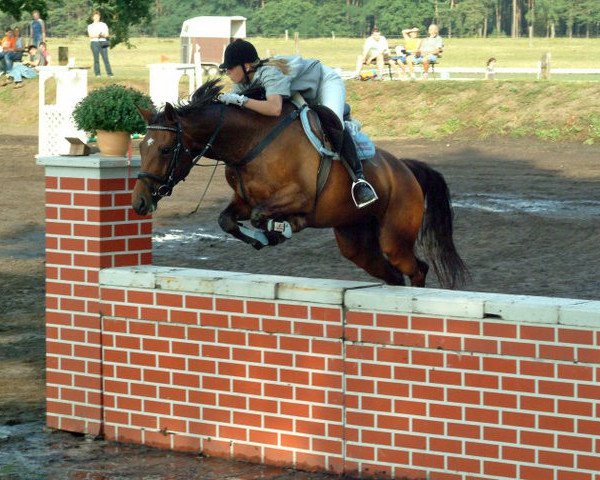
[242,86,344,158]
[241,87,375,196]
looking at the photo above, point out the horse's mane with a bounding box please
[154,78,223,122]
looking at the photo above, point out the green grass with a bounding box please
[2,36,600,142]
[43,35,600,80]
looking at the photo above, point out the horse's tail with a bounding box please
[403,158,470,289]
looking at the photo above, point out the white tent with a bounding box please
[180,16,246,66]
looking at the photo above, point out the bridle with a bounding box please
[137,105,226,198]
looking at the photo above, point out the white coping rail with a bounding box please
[100,266,600,327]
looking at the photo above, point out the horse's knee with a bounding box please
[218,211,237,233]
[250,208,266,229]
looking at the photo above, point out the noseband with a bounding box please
[137,105,225,198]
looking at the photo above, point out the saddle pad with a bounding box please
[291,93,375,162]
[345,120,376,161]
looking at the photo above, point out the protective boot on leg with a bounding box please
[341,128,378,208]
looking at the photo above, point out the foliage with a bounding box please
[253,0,320,36]
[0,0,46,20]
[4,0,600,39]
[0,0,152,47]
[72,84,153,134]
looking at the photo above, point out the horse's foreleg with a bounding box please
[249,185,312,242]
[218,197,269,250]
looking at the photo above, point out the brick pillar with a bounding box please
[38,155,152,436]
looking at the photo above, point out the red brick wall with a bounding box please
[41,159,600,480]
[42,160,152,436]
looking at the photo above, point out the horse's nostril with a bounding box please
[134,196,146,214]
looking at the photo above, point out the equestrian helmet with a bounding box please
[219,39,259,70]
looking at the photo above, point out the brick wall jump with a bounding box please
[39,156,600,480]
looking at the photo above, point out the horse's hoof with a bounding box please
[266,232,287,246]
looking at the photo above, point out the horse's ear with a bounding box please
[137,106,153,124]
[164,102,177,123]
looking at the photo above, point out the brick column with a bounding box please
[38,155,152,436]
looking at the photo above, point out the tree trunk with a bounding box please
[512,0,517,37]
[495,1,501,35]
[483,14,488,37]
[550,21,555,38]
[448,0,454,38]
[529,0,534,39]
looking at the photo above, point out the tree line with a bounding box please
[1,0,598,46]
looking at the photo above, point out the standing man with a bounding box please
[414,24,443,80]
[354,27,389,80]
[30,10,46,47]
[87,10,113,77]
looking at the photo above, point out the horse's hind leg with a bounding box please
[334,222,406,285]
[379,224,428,287]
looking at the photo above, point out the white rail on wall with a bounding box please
[38,66,88,157]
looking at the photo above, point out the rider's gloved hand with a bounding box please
[219,93,249,107]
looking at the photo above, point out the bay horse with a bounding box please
[132,80,468,288]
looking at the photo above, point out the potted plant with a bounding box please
[73,84,154,156]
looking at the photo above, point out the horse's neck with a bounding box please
[186,106,285,164]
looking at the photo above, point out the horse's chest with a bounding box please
[225,167,273,202]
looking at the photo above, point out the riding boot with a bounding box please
[341,128,378,208]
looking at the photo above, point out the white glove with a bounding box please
[219,93,249,107]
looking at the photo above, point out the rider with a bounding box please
[218,39,378,209]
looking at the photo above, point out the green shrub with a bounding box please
[73,84,153,135]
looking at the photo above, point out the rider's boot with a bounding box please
[341,129,378,208]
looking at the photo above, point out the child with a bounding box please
[485,57,496,80]
[3,44,42,89]
[219,39,378,208]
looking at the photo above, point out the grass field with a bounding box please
[1,36,599,142]
[27,35,600,79]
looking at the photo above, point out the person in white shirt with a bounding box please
[354,27,390,80]
[87,11,113,77]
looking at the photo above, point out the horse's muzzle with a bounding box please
[132,182,157,216]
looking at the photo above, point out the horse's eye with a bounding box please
[160,146,171,155]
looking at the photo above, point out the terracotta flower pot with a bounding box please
[96,130,131,157]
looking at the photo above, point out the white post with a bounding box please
[193,44,203,89]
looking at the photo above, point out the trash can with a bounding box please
[58,46,69,66]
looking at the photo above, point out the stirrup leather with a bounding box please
[351,178,378,208]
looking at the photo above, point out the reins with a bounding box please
[138,101,301,206]
[137,104,226,198]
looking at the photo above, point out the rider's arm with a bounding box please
[244,94,283,117]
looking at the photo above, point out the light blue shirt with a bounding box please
[232,55,323,101]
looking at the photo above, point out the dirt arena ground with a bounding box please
[1,133,599,478]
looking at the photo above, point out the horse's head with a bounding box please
[132,80,226,216]
[132,103,188,215]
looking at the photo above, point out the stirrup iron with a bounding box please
[351,178,378,209]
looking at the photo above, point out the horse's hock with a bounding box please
[38,154,600,479]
